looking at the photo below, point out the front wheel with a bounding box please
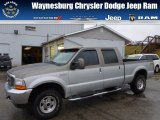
[130,75,146,94]
[32,89,62,119]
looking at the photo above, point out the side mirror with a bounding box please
[77,58,85,69]
[70,58,85,70]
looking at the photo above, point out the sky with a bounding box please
[84,24,160,42]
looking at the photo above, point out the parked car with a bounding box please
[5,47,154,119]
[126,54,160,73]
[0,55,12,70]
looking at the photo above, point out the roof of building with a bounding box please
[42,25,132,45]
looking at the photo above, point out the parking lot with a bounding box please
[0,71,160,120]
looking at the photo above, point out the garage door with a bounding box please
[0,44,10,55]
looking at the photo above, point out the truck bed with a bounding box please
[123,59,154,84]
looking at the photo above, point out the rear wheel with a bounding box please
[31,89,62,119]
[130,75,146,94]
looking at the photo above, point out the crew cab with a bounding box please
[4,47,154,119]
[126,54,160,73]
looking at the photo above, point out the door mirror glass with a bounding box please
[70,58,85,70]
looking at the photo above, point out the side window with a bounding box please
[101,49,118,64]
[146,55,158,60]
[146,55,150,60]
[141,55,147,60]
[153,55,159,60]
[76,50,99,66]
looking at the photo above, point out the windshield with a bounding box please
[51,49,79,65]
[126,55,142,59]
[0,56,10,61]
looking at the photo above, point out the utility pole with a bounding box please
[47,34,49,42]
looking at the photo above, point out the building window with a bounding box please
[25,26,36,31]
[50,46,55,59]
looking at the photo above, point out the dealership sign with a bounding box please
[0,0,159,20]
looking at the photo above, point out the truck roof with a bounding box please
[130,54,158,56]
[63,47,118,49]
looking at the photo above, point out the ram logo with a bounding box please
[138,16,158,20]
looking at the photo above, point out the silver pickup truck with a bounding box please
[5,47,154,119]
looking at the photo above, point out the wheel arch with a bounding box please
[155,64,159,69]
[134,69,147,80]
[28,82,66,103]
[155,64,159,67]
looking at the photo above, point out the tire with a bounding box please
[31,89,62,119]
[130,75,146,94]
[154,65,159,73]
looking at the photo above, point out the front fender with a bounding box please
[26,76,70,98]
[29,76,66,88]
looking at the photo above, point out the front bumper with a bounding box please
[4,83,32,105]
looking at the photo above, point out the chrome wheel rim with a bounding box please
[137,79,144,90]
[39,96,57,114]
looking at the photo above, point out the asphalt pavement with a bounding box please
[0,71,160,120]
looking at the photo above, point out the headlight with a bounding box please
[15,80,27,90]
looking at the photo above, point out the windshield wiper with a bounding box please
[46,61,58,65]
[52,61,58,65]
[47,61,65,66]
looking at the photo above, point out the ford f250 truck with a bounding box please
[5,47,154,119]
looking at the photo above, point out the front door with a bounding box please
[69,49,103,96]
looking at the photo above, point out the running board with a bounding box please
[68,88,122,101]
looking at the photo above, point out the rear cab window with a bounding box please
[101,49,118,64]
[0,56,10,61]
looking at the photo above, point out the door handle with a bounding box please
[99,68,102,73]
[119,66,120,69]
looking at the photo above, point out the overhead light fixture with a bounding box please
[24,47,32,50]
[58,46,64,50]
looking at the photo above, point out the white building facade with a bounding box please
[0,24,83,66]
[43,25,130,59]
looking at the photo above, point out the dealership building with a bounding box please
[0,24,83,66]
[0,24,130,66]
[42,25,130,61]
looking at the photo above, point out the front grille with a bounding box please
[7,73,15,88]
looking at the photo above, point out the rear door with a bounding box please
[100,48,125,88]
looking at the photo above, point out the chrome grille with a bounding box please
[7,73,15,87]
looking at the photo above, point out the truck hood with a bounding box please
[8,63,66,79]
